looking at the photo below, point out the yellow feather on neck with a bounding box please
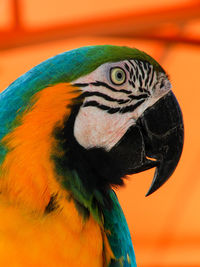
[0,83,79,212]
[0,83,114,266]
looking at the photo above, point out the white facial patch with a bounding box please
[72,60,171,151]
[74,106,135,151]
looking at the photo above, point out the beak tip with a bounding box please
[145,182,158,197]
[145,185,158,197]
[145,165,171,197]
[145,190,152,197]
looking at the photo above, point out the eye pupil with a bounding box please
[117,72,122,79]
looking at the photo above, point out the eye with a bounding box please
[110,67,126,85]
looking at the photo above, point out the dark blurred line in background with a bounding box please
[1,0,200,50]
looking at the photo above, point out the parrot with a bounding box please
[0,45,184,267]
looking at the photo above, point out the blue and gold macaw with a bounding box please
[0,45,184,266]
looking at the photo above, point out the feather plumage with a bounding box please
[0,45,170,266]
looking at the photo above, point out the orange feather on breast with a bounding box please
[0,83,113,266]
[0,83,77,210]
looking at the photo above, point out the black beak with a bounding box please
[137,91,184,196]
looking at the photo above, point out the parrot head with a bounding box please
[49,45,184,198]
[70,57,183,196]
[0,45,184,207]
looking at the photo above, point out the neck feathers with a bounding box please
[0,83,78,212]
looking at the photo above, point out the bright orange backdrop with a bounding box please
[1,1,200,266]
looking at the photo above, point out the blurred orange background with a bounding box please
[1,0,200,266]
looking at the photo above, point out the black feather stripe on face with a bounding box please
[80,91,130,104]
[83,99,145,114]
